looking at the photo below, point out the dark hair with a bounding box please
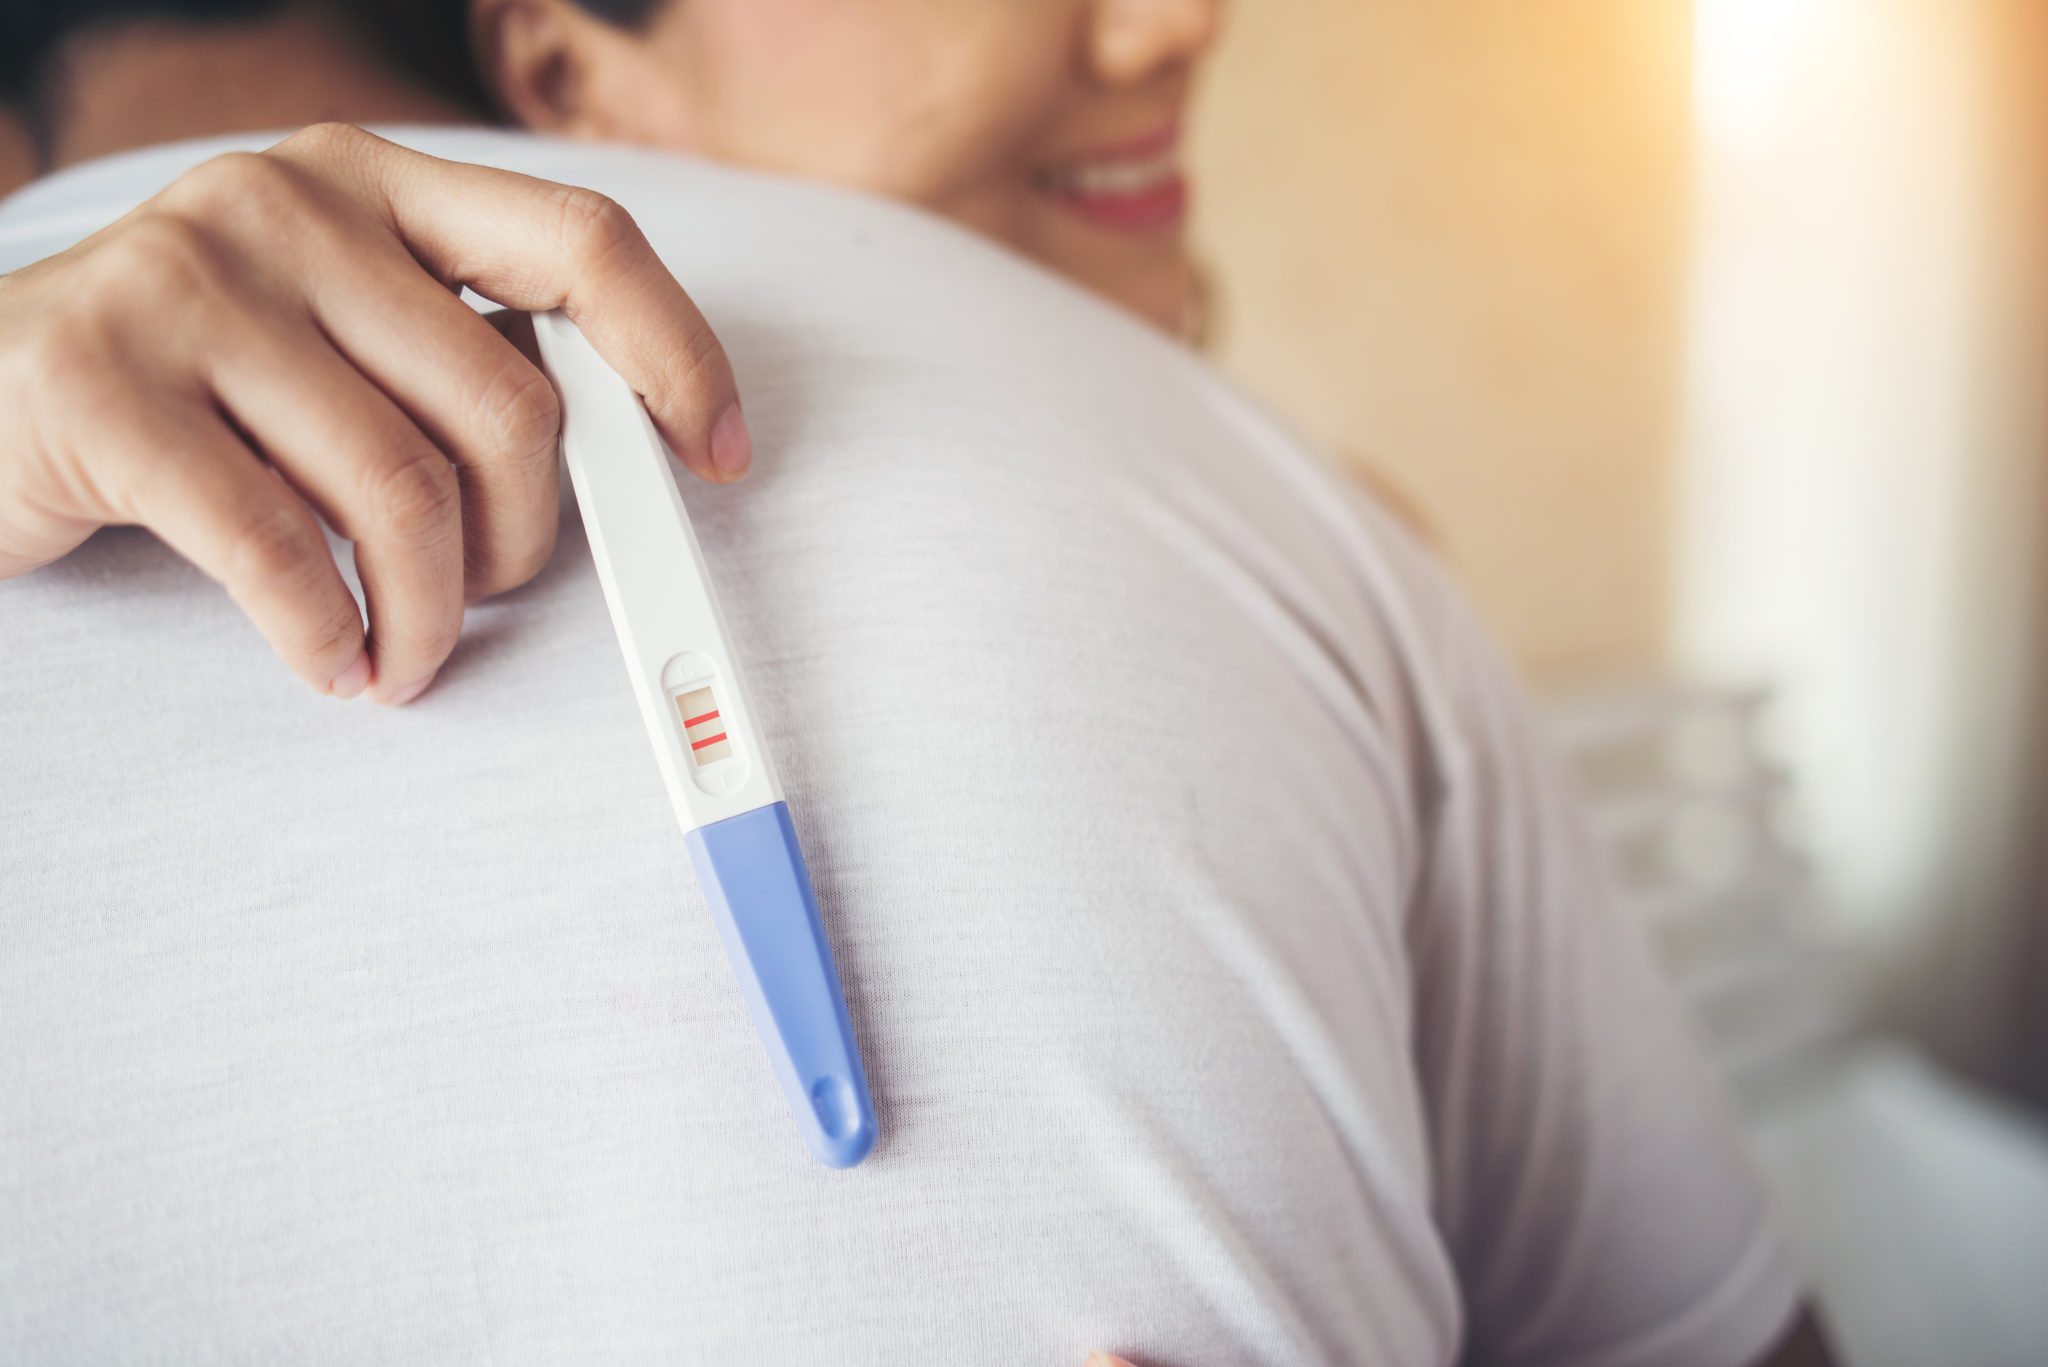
[1,0,666,107]
[566,0,660,22]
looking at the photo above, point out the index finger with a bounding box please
[270,124,752,485]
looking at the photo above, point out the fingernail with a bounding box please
[328,651,372,701]
[709,402,752,480]
[381,671,436,706]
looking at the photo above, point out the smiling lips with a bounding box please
[1036,124,1188,234]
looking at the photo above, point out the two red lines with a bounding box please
[683,709,727,751]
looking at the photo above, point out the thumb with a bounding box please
[1085,1355,1138,1367]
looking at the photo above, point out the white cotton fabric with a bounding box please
[0,130,1799,1367]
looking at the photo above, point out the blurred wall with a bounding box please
[1996,0,2048,1108]
[1675,0,2048,1089]
[1187,0,1695,680]
[1922,0,2048,1097]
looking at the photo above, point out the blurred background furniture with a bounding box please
[1548,679,2048,1366]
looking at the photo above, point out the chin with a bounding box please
[1090,251,1198,337]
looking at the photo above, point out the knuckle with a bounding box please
[402,608,464,669]
[228,501,328,595]
[644,321,731,423]
[477,358,562,468]
[675,322,730,391]
[301,599,366,666]
[280,121,372,160]
[552,188,643,277]
[167,151,304,223]
[470,520,556,600]
[273,123,389,191]
[8,294,165,425]
[451,357,559,601]
[102,214,226,301]
[364,443,461,542]
[403,595,466,665]
[13,314,106,399]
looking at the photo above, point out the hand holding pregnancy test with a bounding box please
[532,311,877,1169]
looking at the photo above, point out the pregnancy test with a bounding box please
[532,310,877,1169]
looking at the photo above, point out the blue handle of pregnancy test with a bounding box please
[685,801,877,1168]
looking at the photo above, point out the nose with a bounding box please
[1085,0,1223,87]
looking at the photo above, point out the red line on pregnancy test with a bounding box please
[690,732,729,751]
[683,710,721,728]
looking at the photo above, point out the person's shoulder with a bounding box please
[0,125,595,268]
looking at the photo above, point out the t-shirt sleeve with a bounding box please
[1399,564,1803,1367]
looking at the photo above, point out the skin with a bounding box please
[2,0,1220,706]
[471,0,1220,333]
[0,8,751,704]
[0,107,33,199]
[0,10,1843,1364]
[40,10,469,170]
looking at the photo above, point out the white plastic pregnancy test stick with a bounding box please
[531,310,877,1169]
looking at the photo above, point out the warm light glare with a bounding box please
[1681,0,2003,931]
[1695,0,1823,150]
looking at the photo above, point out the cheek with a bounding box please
[679,0,1076,211]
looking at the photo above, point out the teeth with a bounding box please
[1048,149,1180,198]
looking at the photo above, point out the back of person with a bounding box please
[0,131,1796,1366]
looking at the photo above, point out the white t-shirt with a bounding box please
[0,130,1799,1367]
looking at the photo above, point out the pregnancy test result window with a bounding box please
[677,685,733,767]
